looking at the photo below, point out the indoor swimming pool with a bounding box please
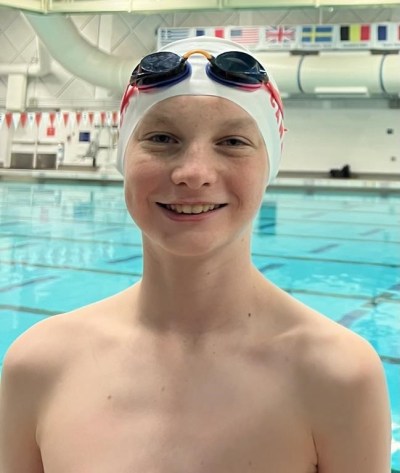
[0,180,399,470]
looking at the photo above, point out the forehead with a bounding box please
[138,95,258,129]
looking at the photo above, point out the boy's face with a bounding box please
[124,95,269,257]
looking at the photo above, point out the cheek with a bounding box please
[123,157,165,217]
[240,160,268,204]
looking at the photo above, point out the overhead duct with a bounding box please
[0,37,51,77]
[24,13,136,93]
[255,51,400,97]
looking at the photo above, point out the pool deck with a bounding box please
[0,167,399,194]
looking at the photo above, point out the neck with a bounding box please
[135,237,265,338]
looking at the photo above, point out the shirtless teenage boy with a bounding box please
[0,36,391,473]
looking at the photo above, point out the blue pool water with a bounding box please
[0,180,399,469]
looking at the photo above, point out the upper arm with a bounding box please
[312,337,392,473]
[0,337,45,473]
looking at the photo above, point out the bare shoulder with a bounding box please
[2,287,134,383]
[296,306,385,391]
[0,288,135,473]
[265,284,385,384]
[279,293,392,472]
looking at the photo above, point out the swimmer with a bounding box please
[0,36,391,473]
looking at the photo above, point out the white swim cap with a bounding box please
[117,36,284,183]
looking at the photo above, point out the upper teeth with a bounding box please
[166,204,220,214]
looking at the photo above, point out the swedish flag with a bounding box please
[301,25,333,43]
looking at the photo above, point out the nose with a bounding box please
[170,142,218,189]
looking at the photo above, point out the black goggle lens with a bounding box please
[140,51,182,73]
[130,50,268,88]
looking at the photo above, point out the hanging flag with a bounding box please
[100,111,106,126]
[340,24,370,41]
[264,25,296,49]
[28,112,35,128]
[377,24,387,41]
[88,112,94,125]
[300,25,334,48]
[213,27,224,38]
[158,28,190,47]
[35,112,42,127]
[112,111,119,126]
[12,112,20,129]
[76,111,82,126]
[229,27,260,47]
[56,111,63,126]
[338,24,371,49]
[63,112,69,127]
[20,113,27,128]
[49,112,56,127]
[106,111,113,126]
[372,22,399,48]
[94,111,101,126]
[5,112,12,128]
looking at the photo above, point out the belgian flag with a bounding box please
[340,24,370,42]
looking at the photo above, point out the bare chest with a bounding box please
[37,352,316,473]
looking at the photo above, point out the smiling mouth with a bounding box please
[157,203,226,215]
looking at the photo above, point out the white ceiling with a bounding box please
[0,0,399,14]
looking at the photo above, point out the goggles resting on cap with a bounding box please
[129,49,283,116]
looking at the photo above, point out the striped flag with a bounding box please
[372,22,400,48]
[213,27,225,38]
[376,24,388,41]
[195,27,225,39]
[158,28,190,47]
[300,25,334,47]
[28,112,35,128]
[264,25,296,49]
[340,24,370,41]
[338,24,371,48]
[229,27,260,47]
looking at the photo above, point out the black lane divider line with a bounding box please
[258,263,285,273]
[0,276,58,293]
[381,355,400,365]
[107,254,143,264]
[0,304,60,316]
[309,243,340,254]
[359,228,382,236]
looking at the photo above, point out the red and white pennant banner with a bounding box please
[0,111,120,129]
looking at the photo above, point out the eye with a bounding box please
[148,133,177,144]
[219,137,249,147]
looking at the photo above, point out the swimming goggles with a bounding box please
[129,49,283,115]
